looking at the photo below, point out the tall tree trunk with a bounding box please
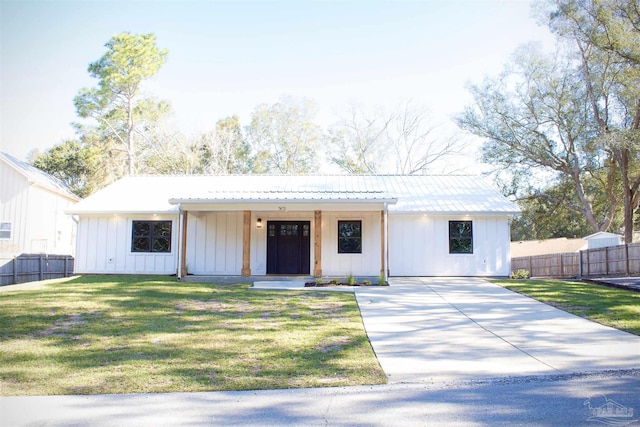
[127,97,135,175]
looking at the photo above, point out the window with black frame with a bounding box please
[449,220,473,254]
[338,220,362,253]
[131,220,172,253]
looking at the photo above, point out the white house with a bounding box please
[0,152,80,258]
[67,175,520,278]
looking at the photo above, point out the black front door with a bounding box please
[267,221,311,275]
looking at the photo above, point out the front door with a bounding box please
[267,221,311,275]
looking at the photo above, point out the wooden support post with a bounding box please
[241,210,252,276]
[39,254,44,281]
[13,257,17,284]
[181,211,189,277]
[313,210,322,277]
[605,246,609,276]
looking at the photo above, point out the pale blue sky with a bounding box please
[0,0,554,162]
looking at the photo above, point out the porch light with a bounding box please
[256,218,263,229]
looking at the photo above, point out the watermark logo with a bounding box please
[584,394,637,426]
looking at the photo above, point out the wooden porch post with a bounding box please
[241,210,252,276]
[181,211,188,277]
[313,210,322,277]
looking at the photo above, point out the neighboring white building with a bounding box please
[67,175,520,278]
[0,152,80,257]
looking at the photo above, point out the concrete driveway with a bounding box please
[355,277,640,383]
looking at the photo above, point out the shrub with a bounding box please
[511,269,530,279]
[346,274,356,285]
[377,274,387,285]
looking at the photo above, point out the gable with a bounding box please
[0,152,80,202]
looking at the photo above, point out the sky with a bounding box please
[0,0,555,164]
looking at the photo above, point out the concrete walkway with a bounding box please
[355,277,640,383]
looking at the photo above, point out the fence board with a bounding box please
[512,242,640,279]
[0,254,74,286]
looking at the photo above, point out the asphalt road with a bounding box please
[2,370,639,426]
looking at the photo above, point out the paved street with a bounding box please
[2,371,639,426]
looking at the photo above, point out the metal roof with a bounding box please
[1,152,80,201]
[67,174,520,215]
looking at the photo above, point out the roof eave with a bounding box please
[168,197,399,205]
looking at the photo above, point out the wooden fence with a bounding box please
[511,242,640,279]
[0,254,74,286]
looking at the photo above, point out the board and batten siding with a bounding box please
[74,214,178,274]
[185,211,243,275]
[1,163,77,256]
[388,215,511,276]
[320,211,381,276]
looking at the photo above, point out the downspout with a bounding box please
[177,204,183,280]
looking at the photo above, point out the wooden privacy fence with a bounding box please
[0,254,74,286]
[512,242,640,279]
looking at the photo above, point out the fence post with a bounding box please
[13,257,17,284]
[64,256,68,278]
[626,244,630,276]
[39,255,44,281]
[579,251,583,278]
[605,247,609,276]
[528,256,532,276]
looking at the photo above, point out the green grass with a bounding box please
[492,279,640,335]
[0,275,386,396]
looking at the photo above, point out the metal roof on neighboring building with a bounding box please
[0,152,80,201]
[67,174,520,215]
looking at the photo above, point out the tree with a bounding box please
[246,97,321,174]
[544,0,640,242]
[74,32,168,176]
[327,104,392,174]
[456,43,619,234]
[511,176,622,241]
[30,139,102,198]
[195,116,252,174]
[328,101,464,174]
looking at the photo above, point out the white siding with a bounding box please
[185,211,243,275]
[1,161,77,257]
[389,215,511,277]
[321,211,381,276]
[74,214,178,274]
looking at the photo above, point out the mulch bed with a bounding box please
[304,282,386,287]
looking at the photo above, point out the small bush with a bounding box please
[362,280,371,285]
[329,279,339,285]
[378,274,387,285]
[346,275,356,285]
[511,269,530,279]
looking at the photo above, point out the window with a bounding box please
[338,220,362,254]
[0,222,10,239]
[449,221,473,254]
[131,221,172,253]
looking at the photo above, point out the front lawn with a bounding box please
[0,275,386,396]
[492,279,640,335]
